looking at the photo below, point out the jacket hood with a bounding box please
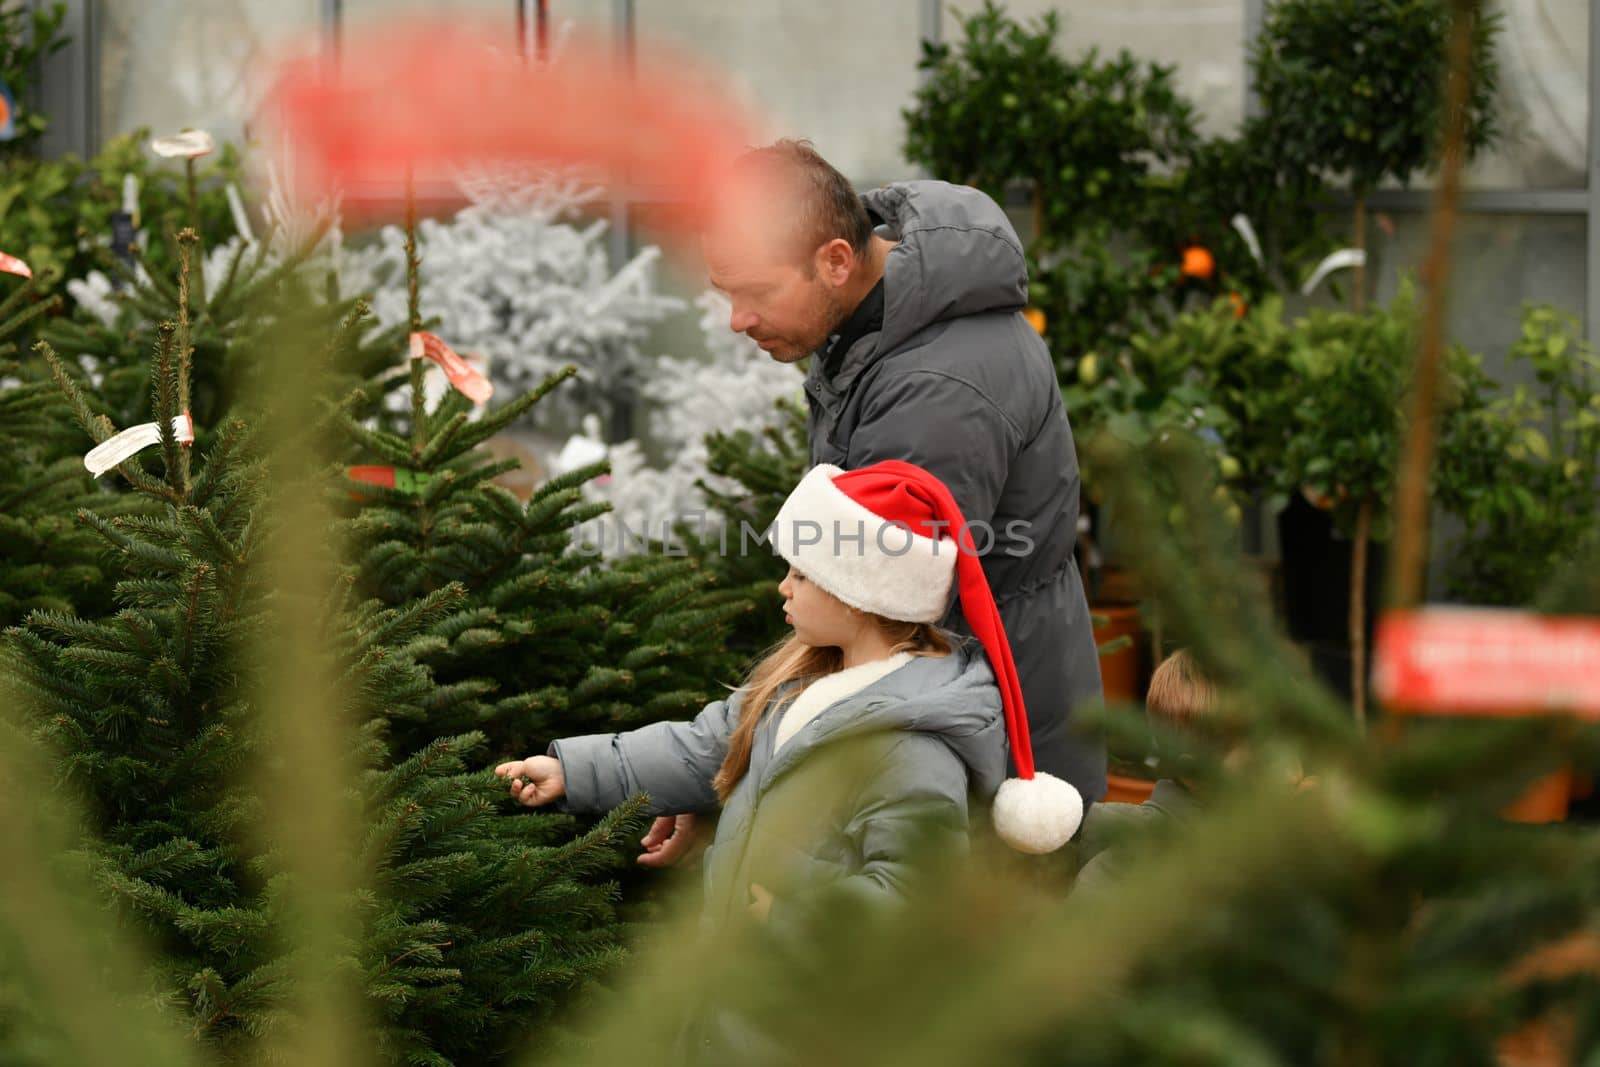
[860,180,1029,356]
[762,637,1009,800]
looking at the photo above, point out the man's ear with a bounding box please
[814,238,856,287]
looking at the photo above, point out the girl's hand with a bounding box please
[493,756,566,807]
[637,813,707,868]
[748,882,773,923]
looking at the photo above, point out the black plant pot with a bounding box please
[1276,493,1384,705]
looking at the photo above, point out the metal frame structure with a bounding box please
[33,0,97,159]
[1589,0,1599,341]
[25,0,1600,334]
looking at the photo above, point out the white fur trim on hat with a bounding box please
[992,772,1083,854]
[769,464,957,623]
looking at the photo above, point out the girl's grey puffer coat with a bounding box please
[549,637,1007,930]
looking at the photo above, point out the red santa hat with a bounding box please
[771,460,1083,854]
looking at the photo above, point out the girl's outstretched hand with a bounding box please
[494,756,566,807]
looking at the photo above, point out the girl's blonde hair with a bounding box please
[711,618,951,803]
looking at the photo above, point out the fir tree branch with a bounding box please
[334,412,415,467]
[418,412,470,467]
[360,582,469,654]
[447,365,580,457]
[0,267,54,322]
[174,231,196,420]
[151,322,187,497]
[175,563,209,679]
[0,283,62,341]
[178,505,244,570]
[37,340,115,445]
[404,172,429,462]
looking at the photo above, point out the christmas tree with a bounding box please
[0,266,132,628]
[335,191,752,763]
[4,231,652,1066]
[42,167,409,438]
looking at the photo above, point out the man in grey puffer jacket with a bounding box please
[700,141,1106,801]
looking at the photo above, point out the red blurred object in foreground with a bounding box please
[1374,609,1600,718]
[263,20,756,233]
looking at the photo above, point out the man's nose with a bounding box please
[729,307,758,334]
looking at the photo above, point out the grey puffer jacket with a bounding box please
[550,638,1006,929]
[1073,779,1199,896]
[803,179,1106,801]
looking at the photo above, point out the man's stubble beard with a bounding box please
[758,278,855,364]
[794,285,852,362]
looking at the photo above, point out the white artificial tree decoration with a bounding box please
[576,291,804,558]
[334,164,685,431]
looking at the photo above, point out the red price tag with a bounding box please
[1374,609,1600,718]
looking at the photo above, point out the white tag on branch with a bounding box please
[226,182,255,244]
[1301,248,1366,296]
[150,129,215,160]
[84,413,194,477]
[122,172,141,225]
[1230,213,1263,267]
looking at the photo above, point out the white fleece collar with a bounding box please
[772,651,915,753]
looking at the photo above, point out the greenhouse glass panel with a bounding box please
[636,0,925,186]
[98,0,321,145]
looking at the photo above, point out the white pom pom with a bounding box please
[992,772,1083,854]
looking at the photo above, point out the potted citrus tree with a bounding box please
[1435,304,1600,819]
[1252,0,1501,309]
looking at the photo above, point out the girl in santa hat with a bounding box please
[494,460,1081,932]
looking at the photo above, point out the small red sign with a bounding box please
[1374,609,1600,718]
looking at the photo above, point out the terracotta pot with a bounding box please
[1498,1014,1574,1067]
[1502,768,1572,824]
[1093,603,1145,705]
[1497,930,1600,1066]
[1105,772,1156,805]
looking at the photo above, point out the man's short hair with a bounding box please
[1146,649,1216,730]
[734,139,874,264]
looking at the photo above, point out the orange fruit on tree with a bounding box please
[1228,291,1247,318]
[1023,307,1047,335]
[1180,245,1215,280]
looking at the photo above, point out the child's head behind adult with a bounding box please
[1146,648,1239,784]
[1146,648,1216,732]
